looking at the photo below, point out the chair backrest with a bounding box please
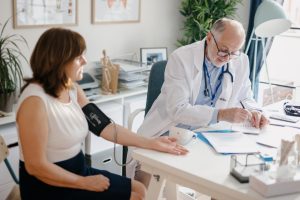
[0,135,20,200]
[0,135,19,184]
[0,135,9,163]
[123,61,167,176]
[145,60,167,115]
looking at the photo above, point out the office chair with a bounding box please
[0,135,20,200]
[123,60,167,175]
[125,60,198,199]
[127,60,167,130]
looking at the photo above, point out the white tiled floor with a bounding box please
[178,186,211,200]
[157,183,212,200]
[159,193,211,200]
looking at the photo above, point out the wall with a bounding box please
[0,0,184,77]
[0,0,249,77]
[236,0,250,34]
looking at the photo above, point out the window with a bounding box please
[283,0,300,29]
[258,0,300,105]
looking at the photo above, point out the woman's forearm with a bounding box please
[100,123,152,149]
[25,160,86,190]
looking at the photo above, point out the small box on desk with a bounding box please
[250,172,300,197]
[90,145,123,176]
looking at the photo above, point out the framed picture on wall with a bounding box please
[13,0,78,28]
[92,0,140,24]
[140,47,168,66]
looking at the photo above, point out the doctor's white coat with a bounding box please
[138,39,255,138]
[126,39,256,178]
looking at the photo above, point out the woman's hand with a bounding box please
[148,136,189,155]
[80,174,110,192]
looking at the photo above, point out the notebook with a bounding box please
[201,132,259,154]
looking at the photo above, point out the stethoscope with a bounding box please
[203,60,234,100]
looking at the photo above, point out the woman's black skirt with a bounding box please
[19,151,131,200]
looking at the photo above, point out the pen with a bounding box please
[240,100,245,109]
[240,100,263,112]
[203,130,234,133]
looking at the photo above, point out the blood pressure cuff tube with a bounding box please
[82,103,111,136]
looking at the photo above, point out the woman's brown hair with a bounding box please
[22,28,86,97]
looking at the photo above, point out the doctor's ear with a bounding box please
[206,32,213,43]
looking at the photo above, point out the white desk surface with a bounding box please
[133,134,300,200]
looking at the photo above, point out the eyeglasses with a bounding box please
[210,32,241,59]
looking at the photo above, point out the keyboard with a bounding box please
[270,114,300,123]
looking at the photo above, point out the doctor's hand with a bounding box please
[250,111,269,128]
[148,136,189,156]
[218,108,252,123]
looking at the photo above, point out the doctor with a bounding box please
[137,18,269,140]
[127,18,269,180]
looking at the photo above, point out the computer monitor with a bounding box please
[77,72,99,90]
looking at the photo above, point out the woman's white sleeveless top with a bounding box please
[16,83,89,162]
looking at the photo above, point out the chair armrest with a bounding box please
[127,108,145,131]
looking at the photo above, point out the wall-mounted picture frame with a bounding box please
[92,0,140,24]
[140,47,168,66]
[13,0,78,28]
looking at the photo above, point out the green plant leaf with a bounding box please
[0,18,28,95]
[177,0,242,47]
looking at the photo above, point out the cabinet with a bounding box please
[0,86,147,198]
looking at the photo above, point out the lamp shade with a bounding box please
[254,0,291,37]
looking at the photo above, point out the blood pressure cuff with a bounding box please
[82,103,111,136]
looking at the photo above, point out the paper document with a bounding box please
[269,118,300,129]
[201,132,259,154]
[232,122,261,135]
[195,121,232,132]
[256,125,299,148]
[196,121,261,134]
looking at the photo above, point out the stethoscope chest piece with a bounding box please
[204,88,210,96]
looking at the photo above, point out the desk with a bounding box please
[132,131,300,200]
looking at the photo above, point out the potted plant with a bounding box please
[0,18,28,112]
[177,0,242,46]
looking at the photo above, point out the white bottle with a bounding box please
[276,140,297,181]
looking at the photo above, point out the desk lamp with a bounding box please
[245,0,291,101]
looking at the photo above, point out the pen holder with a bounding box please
[230,154,267,183]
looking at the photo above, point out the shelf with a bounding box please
[0,114,15,126]
[89,86,147,104]
[0,87,147,126]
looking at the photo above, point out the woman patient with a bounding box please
[16,27,188,200]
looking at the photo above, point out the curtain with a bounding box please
[245,0,263,100]
[245,0,284,100]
